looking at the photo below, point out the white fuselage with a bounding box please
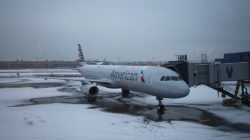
[78,64,189,98]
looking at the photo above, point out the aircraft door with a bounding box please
[146,70,155,87]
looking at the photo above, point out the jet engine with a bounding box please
[81,84,99,102]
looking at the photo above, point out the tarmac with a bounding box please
[7,84,250,133]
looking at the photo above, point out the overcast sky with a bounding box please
[0,0,249,62]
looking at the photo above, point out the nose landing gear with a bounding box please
[156,97,166,121]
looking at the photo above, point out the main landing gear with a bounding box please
[88,94,97,102]
[157,97,166,121]
[122,89,130,98]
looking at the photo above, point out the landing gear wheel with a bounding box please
[122,89,130,98]
[158,105,165,115]
[156,97,166,121]
[88,95,96,102]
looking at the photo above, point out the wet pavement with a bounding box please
[11,86,250,134]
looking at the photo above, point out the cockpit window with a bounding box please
[171,76,179,81]
[160,76,165,81]
[161,76,182,81]
[165,76,170,81]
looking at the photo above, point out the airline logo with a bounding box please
[110,70,145,83]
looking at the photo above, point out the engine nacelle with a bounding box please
[81,84,99,96]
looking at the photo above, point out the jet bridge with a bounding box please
[162,52,250,106]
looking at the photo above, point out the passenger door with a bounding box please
[146,70,155,87]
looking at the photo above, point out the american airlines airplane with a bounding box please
[74,44,189,115]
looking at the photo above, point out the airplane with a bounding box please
[73,44,190,115]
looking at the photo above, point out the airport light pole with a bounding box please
[118,57,121,65]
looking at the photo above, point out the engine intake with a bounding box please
[89,86,99,95]
[81,84,99,95]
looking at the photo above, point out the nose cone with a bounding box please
[154,80,190,98]
[179,81,190,97]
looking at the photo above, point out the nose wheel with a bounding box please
[157,97,166,121]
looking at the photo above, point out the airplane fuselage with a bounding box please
[78,64,189,98]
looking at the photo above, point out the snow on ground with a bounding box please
[133,85,250,125]
[0,77,65,84]
[0,82,250,139]
[0,87,73,107]
[21,77,66,84]
[172,85,250,125]
[0,87,249,140]
[0,78,24,84]
[1,102,239,140]
[0,69,77,73]
[0,69,79,78]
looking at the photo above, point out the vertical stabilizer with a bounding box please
[77,44,85,66]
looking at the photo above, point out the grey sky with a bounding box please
[0,0,250,61]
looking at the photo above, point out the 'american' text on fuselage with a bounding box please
[110,70,139,81]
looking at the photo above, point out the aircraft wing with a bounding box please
[87,78,112,86]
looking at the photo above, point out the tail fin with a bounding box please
[78,44,85,62]
[77,44,85,66]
